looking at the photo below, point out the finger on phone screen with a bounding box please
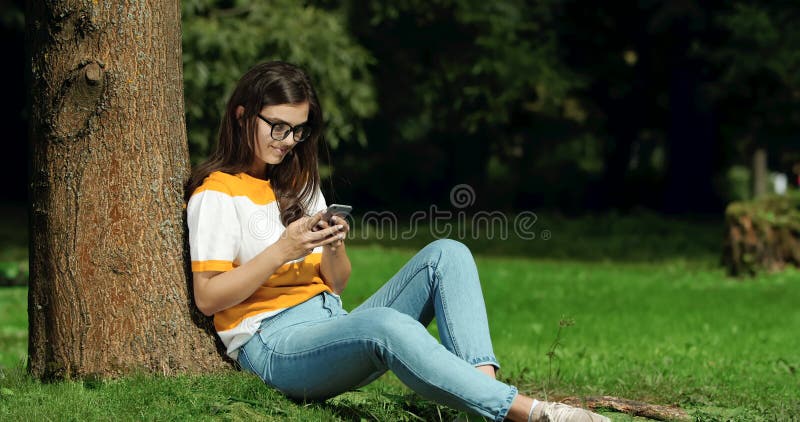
[326,225,341,238]
[312,225,336,240]
[306,212,323,231]
[314,219,329,232]
[313,233,339,248]
[332,215,349,227]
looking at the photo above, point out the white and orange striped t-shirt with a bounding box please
[187,170,332,359]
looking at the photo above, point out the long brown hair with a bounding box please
[186,61,323,227]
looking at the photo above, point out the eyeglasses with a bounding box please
[257,114,311,142]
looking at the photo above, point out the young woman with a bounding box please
[186,61,609,422]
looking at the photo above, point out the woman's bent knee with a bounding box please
[348,307,434,351]
[425,238,471,259]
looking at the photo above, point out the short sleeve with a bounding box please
[307,185,328,216]
[187,182,241,272]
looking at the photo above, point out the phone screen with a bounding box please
[314,204,352,231]
[323,204,352,222]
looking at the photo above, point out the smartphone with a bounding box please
[313,204,353,231]
[322,204,352,223]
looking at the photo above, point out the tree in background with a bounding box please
[181,0,377,166]
[330,0,582,212]
[554,1,663,211]
[1,0,27,203]
[27,1,225,379]
[702,2,800,199]
[534,0,799,212]
[15,0,800,229]
[556,1,733,213]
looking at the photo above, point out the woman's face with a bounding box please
[251,101,310,167]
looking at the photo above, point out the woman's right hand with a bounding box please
[274,211,345,262]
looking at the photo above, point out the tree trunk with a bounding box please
[752,147,768,199]
[661,16,721,214]
[722,193,800,277]
[27,1,230,379]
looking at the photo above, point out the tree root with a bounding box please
[559,395,691,421]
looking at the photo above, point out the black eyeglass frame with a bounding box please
[257,114,311,142]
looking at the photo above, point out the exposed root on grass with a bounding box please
[560,395,691,421]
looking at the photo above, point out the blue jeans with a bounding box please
[236,239,518,421]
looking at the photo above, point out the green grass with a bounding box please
[0,287,26,370]
[346,210,725,263]
[0,202,28,287]
[2,214,800,420]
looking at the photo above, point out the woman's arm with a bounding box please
[321,242,351,294]
[194,213,343,316]
[193,242,288,316]
[319,215,351,294]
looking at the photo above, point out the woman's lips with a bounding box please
[271,146,288,155]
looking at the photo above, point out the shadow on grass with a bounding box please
[323,390,461,421]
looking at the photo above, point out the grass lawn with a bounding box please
[1,213,799,420]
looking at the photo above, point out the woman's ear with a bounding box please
[235,106,245,123]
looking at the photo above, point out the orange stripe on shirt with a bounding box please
[191,171,277,206]
[213,252,328,330]
[192,260,234,272]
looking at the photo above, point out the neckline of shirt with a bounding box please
[237,171,271,185]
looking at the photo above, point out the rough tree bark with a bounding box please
[27,1,230,379]
[722,193,800,277]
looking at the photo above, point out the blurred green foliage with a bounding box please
[354,0,581,136]
[703,2,800,156]
[0,1,23,31]
[318,0,592,212]
[182,0,377,162]
[7,0,798,211]
[723,191,800,275]
[0,262,27,287]
[0,202,27,287]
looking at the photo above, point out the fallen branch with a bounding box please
[559,395,691,421]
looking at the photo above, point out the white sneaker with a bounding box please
[530,401,611,422]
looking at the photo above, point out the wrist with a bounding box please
[324,240,344,251]
[268,239,291,264]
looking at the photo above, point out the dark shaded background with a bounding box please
[2,0,26,203]
[6,1,799,216]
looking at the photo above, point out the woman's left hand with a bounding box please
[317,215,350,252]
